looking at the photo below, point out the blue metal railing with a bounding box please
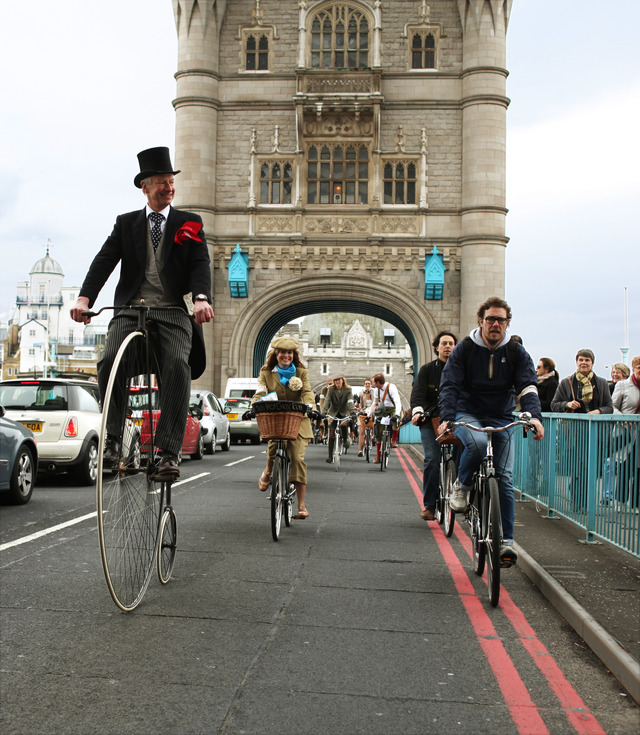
[400,414,640,556]
[513,414,639,556]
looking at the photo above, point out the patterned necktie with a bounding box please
[149,212,164,251]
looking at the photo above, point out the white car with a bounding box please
[0,378,102,486]
[189,390,231,454]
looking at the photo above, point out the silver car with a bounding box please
[225,397,261,444]
[189,390,231,454]
[0,378,101,486]
[0,406,38,504]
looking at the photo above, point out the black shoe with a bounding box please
[325,458,333,464]
[103,437,120,466]
[155,453,180,480]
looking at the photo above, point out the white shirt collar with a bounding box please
[146,204,171,221]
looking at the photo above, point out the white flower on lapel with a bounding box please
[288,376,303,391]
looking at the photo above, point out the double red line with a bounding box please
[395,446,605,735]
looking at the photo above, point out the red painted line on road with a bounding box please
[395,449,549,735]
[453,525,606,735]
[397,445,605,735]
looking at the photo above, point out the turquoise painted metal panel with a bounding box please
[399,422,421,444]
[227,244,249,297]
[513,414,639,557]
[424,245,445,300]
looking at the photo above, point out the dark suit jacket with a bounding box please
[79,207,211,379]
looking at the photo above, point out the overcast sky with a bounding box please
[1,0,638,378]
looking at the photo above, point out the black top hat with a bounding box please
[134,147,181,188]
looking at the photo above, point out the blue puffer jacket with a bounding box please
[438,330,542,423]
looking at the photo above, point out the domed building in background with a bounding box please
[1,242,107,379]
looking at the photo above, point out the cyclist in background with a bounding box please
[324,374,355,463]
[370,373,402,463]
[437,297,544,566]
[356,378,375,457]
[410,331,457,521]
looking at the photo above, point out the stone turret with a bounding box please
[457,0,512,332]
[172,0,226,229]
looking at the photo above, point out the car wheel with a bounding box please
[205,435,215,454]
[190,432,205,460]
[221,431,231,451]
[9,445,36,504]
[250,436,260,445]
[74,440,99,486]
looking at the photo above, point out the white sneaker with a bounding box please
[449,480,469,513]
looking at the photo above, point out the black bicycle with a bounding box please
[436,436,460,537]
[448,413,536,607]
[358,412,374,463]
[252,401,312,541]
[82,303,180,611]
[376,417,396,471]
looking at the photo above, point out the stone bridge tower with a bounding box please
[171,0,512,394]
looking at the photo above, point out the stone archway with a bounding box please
[225,275,437,379]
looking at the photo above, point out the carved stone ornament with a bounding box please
[257,216,294,233]
[346,319,367,348]
[304,217,371,234]
[380,217,418,234]
[303,111,373,138]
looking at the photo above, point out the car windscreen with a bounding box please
[0,382,68,411]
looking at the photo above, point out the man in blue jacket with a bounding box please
[437,297,544,566]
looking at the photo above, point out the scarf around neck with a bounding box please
[277,363,296,386]
[575,370,594,404]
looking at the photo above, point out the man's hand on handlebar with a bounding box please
[70,296,91,324]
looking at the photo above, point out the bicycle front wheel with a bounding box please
[334,431,342,471]
[380,431,388,471]
[157,505,177,584]
[485,477,502,607]
[442,459,456,537]
[471,489,486,577]
[271,456,285,541]
[364,430,371,463]
[284,483,297,527]
[97,331,163,611]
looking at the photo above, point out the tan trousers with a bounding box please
[267,435,310,484]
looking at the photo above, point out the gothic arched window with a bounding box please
[410,32,437,69]
[383,161,417,204]
[260,161,293,204]
[307,144,369,204]
[310,5,369,69]
[246,34,270,70]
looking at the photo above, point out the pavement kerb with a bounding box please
[404,444,640,705]
[513,542,640,705]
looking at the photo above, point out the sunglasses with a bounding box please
[483,316,508,325]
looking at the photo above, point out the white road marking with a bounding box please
[224,456,255,467]
[0,473,211,551]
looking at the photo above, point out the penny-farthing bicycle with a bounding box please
[84,303,179,611]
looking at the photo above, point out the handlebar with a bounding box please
[448,412,537,437]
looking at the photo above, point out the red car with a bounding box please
[129,386,205,461]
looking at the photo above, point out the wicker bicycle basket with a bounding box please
[253,400,307,440]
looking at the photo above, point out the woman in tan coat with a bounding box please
[251,337,315,518]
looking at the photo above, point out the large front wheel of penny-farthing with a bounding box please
[270,455,285,541]
[97,331,162,612]
[157,504,177,584]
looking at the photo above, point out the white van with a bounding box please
[224,377,260,399]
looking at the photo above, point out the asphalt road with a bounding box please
[1,442,639,735]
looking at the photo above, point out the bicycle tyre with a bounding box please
[472,484,486,577]
[364,429,370,463]
[271,456,284,541]
[442,459,456,537]
[97,331,163,611]
[380,430,388,471]
[157,504,177,584]
[486,476,502,607]
[334,430,341,471]
[284,482,297,527]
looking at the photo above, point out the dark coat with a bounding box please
[79,207,211,379]
[410,359,445,418]
[551,374,613,413]
[537,375,559,412]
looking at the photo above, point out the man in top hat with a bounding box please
[70,147,214,479]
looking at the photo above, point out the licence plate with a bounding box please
[227,413,239,420]
[132,417,144,426]
[21,421,42,432]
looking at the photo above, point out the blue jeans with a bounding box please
[419,423,440,510]
[454,412,515,541]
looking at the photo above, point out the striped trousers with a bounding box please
[98,307,192,457]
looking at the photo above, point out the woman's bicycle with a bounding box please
[82,303,181,611]
[325,414,351,471]
[447,413,536,607]
[358,412,375,463]
[251,401,312,541]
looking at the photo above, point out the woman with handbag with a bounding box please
[251,337,315,519]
